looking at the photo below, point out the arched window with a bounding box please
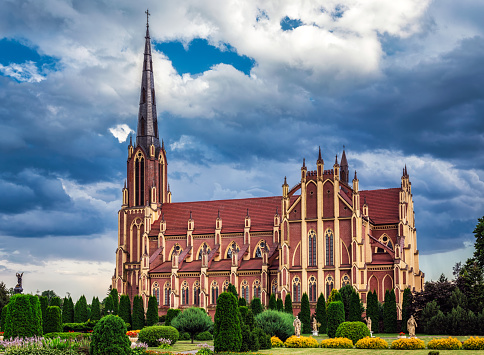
[308,276,317,302]
[193,281,200,306]
[342,274,350,287]
[152,282,160,305]
[134,152,145,206]
[326,276,334,298]
[293,277,301,303]
[171,244,182,260]
[181,281,189,305]
[211,281,219,305]
[223,280,229,293]
[271,279,277,295]
[198,243,211,260]
[227,242,240,259]
[254,240,269,258]
[164,282,171,306]
[308,230,317,266]
[253,280,261,299]
[241,280,249,302]
[377,234,394,253]
[325,229,334,266]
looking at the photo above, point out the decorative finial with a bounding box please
[190,210,192,219]
[318,146,322,161]
[354,170,357,180]
[162,139,164,150]
[303,158,306,168]
[364,196,367,205]
[124,180,126,189]
[168,183,171,192]
[217,209,220,219]
[284,176,287,185]
[405,164,408,176]
[246,208,249,218]
[335,154,338,165]
[145,9,150,28]
[276,207,278,215]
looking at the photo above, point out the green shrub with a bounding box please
[335,321,370,344]
[253,327,271,349]
[213,292,242,353]
[146,296,159,326]
[131,295,145,330]
[327,301,345,338]
[284,293,293,314]
[349,290,363,321]
[165,308,181,326]
[50,297,61,308]
[276,298,283,312]
[401,287,412,332]
[315,292,327,334]
[109,288,119,315]
[391,338,426,350]
[240,323,255,352]
[74,295,88,323]
[238,297,247,306]
[238,306,254,330]
[299,292,311,334]
[4,294,43,339]
[44,306,62,333]
[138,325,179,347]
[366,290,379,333]
[180,332,190,340]
[227,283,238,297]
[250,297,263,316]
[90,297,101,321]
[90,314,130,355]
[62,320,97,332]
[195,330,213,340]
[463,336,484,350]
[118,295,131,328]
[0,304,8,332]
[339,285,353,321]
[39,296,48,332]
[327,289,343,304]
[171,307,213,343]
[428,351,440,355]
[383,289,397,333]
[62,297,74,324]
[104,296,114,316]
[268,294,277,310]
[28,294,43,337]
[255,309,294,341]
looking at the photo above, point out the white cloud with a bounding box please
[420,245,474,281]
[0,61,45,83]
[108,124,134,143]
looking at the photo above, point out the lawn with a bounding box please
[148,339,213,353]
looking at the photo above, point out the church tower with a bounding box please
[113,11,169,304]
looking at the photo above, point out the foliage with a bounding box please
[315,292,327,334]
[401,287,412,332]
[447,306,476,335]
[0,281,10,313]
[131,295,145,330]
[455,259,484,315]
[146,296,159,326]
[428,351,440,355]
[253,327,271,349]
[390,337,425,350]
[473,216,484,268]
[365,290,379,333]
[284,293,292,314]
[44,306,62,334]
[109,288,119,315]
[44,332,91,340]
[49,297,61,308]
[179,332,190,340]
[255,309,294,341]
[238,297,247,306]
[39,296,48,333]
[335,321,370,344]
[4,294,43,339]
[239,306,255,330]
[104,296,114,316]
[171,307,213,343]
[283,335,318,348]
[28,294,43,337]
[339,285,353,321]
[90,297,101,321]
[383,289,397,333]
[74,295,88,323]
[194,330,213,340]
[61,297,74,324]
[41,290,58,301]
[5,350,77,355]
[214,292,242,353]
[271,336,284,347]
[227,283,238,297]
[250,297,263,316]
[1,304,8,332]
[421,300,440,334]
[426,310,447,335]
[118,295,131,328]
[138,325,179,347]
[326,301,345,338]
[427,336,463,350]
[165,308,181,326]
[349,290,363,322]
[268,294,276,310]
[299,292,311,334]
[355,336,389,349]
[320,337,353,348]
[90,314,130,355]
[62,320,97,332]
[276,298,283,312]
[327,289,343,305]
[463,336,484,350]
[196,344,214,355]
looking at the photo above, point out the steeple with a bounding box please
[136,9,160,151]
[340,146,349,184]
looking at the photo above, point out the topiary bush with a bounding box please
[276,298,283,312]
[327,289,343,304]
[213,292,242,353]
[355,337,388,349]
[284,335,319,348]
[299,293,311,334]
[463,336,484,350]
[383,289,397,333]
[74,295,88,323]
[335,321,370,345]
[284,293,293,314]
[0,304,8,332]
[4,294,43,339]
[194,330,213,340]
[390,338,425,350]
[165,308,181,326]
[268,294,277,310]
[170,307,213,344]
[90,314,130,355]
[131,295,145,330]
[28,294,43,337]
[320,337,353,349]
[238,297,247,307]
[250,297,263,316]
[44,306,62,334]
[427,336,463,350]
[138,325,179,347]
[327,301,345,338]
[146,296,158,326]
[90,297,101,321]
[255,309,294,342]
[315,292,327,334]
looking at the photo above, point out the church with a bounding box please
[112,18,425,318]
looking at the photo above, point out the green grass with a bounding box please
[148,339,213,353]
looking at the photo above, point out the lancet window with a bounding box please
[193,281,200,306]
[253,280,261,299]
[198,243,211,260]
[164,282,171,306]
[325,229,334,266]
[223,280,229,292]
[293,276,301,303]
[326,275,334,298]
[134,152,145,206]
[342,274,350,287]
[241,280,249,301]
[308,230,317,266]
[211,281,219,304]
[171,244,181,260]
[271,279,277,295]
[377,234,393,253]
[227,242,240,259]
[152,282,160,305]
[181,281,189,305]
[308,276,317,302]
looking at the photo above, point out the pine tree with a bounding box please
[299,292,311,334]
[284,294,293,314]
[401,288,411,332]
[62,297,74,324]
[214,292,242,352]
[250,297,263,316]
[74,295,88,323]
[104,296,114,316]
[327,301,345,338]
[39,296,48,332]
[50,297,61,308]
[366,290,379,333]
[315,293,327,334]
[276,298,284,312]
[383,289,397,333]
[132,295,145,330]
[339,284,353,321]
[44,306,62,333]
[327,289,343,304]
[118,295,131,328]
[109,288,119,315]
[146,296,158,326]
[91,297,101,321]
[268,294,277,310]
[228,283,238,298]
[349,290,362,321]
[238,297,247,307]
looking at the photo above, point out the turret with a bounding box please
[317,146,324,178]
[301,158,307,182]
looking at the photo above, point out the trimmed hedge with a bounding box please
[138,325,179,347]
[165,308,181,327]
[327,301,345,338]
[63,320,97,332]
[255,309,294,342]
[320,337,353,349]
[195,330,213,340]
[214,292,242,353]
[90,314,130,355]
[4,294,43,339]
[276,298,284,312]
[146,296,159,326]
[74,295,88,323]
[44,306,62,334]
[335,321,370,345]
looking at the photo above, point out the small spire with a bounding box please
[162,139,164,150]
[335,154,338,165]
[405,164,408,176]
[190,210,192,219]
[354,170,357,180]
[275,207,278,215]
[167,183,171,192]
[318,146,322,161]
[246,208,249,218]
[364,196,367,205]
[303,158,306,168]
[217,209,220,219]
[129,135,132,146]
[284,176,287,185]
[124,180,126,189]
[341,147,348,167]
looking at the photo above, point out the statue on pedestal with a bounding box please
[311,317,319,336]
[407,315,418,338]
[14,272,23,294]
[293,316,301,337]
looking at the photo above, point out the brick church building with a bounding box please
[113,18,424,318]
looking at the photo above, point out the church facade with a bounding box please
[113,20,424,317]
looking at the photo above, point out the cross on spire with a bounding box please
[145,9,150,27]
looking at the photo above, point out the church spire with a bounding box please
[136,9,160,151]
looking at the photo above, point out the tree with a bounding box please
[110,288,119,315]
[366,290,379,333]
[315,292,327,334]
[50,297,61,308]
[0,282,10,313]
[132,295,145,330]
[41,290,58,302]
[299,292,311,334]
[268,294,277,310]
[146,296,159,326]
[91,297,101,321]
[39,296,48,332]
[421,300,440,334]
[284,293,293,314]
[227,283,238,298]
[4,294,43,339]
[250,297,263,316]
[62,297,74,324]
[327,289,343,305]
[238,297,247,307]
[44,306,62,333]
[118,295,131,328]
[276,298,284,312]
[456,259,484,314]
[90,315,131,355]
[349,290,362,321]
[74,295,88,323]
[401,288,412,332]
[327,301,345,338]
[105,295,114,316]
[473,216,484,268]
[383,289,397,333]
[339,285,353,321]
[214,292,242,352]
[171,307,213,343]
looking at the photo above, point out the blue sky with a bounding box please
[0,0,483,301]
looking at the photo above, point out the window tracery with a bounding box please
[342,274,350,287]
[309,276,317,302]
[152,282,160,305]
[293,276,301,302]
[164,281,171,306]
[193,280,200,306]
[227,242,240,258]
[181,281,189,305]
[253,280,261,299]
[325,275,334,298]
[325,229,334,266]
[211,281,219,304]
[308,230,317,266]
[198,243,211,260]
[241,280,249,301]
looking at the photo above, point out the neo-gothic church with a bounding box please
[113,19,425,318]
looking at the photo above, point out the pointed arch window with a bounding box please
[271,279,277,295]
[241,280,249,302]
[198,243,211,260]
[211,281,219,305]
[227,242,240,259]
[253,280,261,299]
[135,152,145,206]
[223,280,229,293]
[308,276,317,302]
[326,276,334,298]
[325,229,334,266]
[171,244,182,260]
[152,282,160,305]
[377,234,393,253]
[181,281,189,305]
[293,276,301,303]
[308,230,317,266]
[342,274,350,287]
[164,282,171,306]
[193,281,200,306]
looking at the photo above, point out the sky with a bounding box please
[0,0,483,302]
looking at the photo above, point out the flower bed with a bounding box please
[320,337,353,348]
[463,336,484,350]
[271,336,284,347]
[355,337,388,349]
[390,337,425,350]
[284,335,319,348]
[427,337,462,350]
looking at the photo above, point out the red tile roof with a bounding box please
[150,262,171,273]
[239,258,263,270]
[154,196,281,236]
[208,259,232,271]
[360,188,400,225]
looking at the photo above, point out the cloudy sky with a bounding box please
[0,0,483,302]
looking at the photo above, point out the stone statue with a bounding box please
[312,317,318,332]
[14,272,23,294]
[407,315,417,338]
[366,316,372,332]
[293,316,301,337]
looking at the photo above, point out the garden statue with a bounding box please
[366,316,372,332]
[14,272,23,294]
[293,316,301,337]
[311,317,319,336]
[407,315,417,338]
